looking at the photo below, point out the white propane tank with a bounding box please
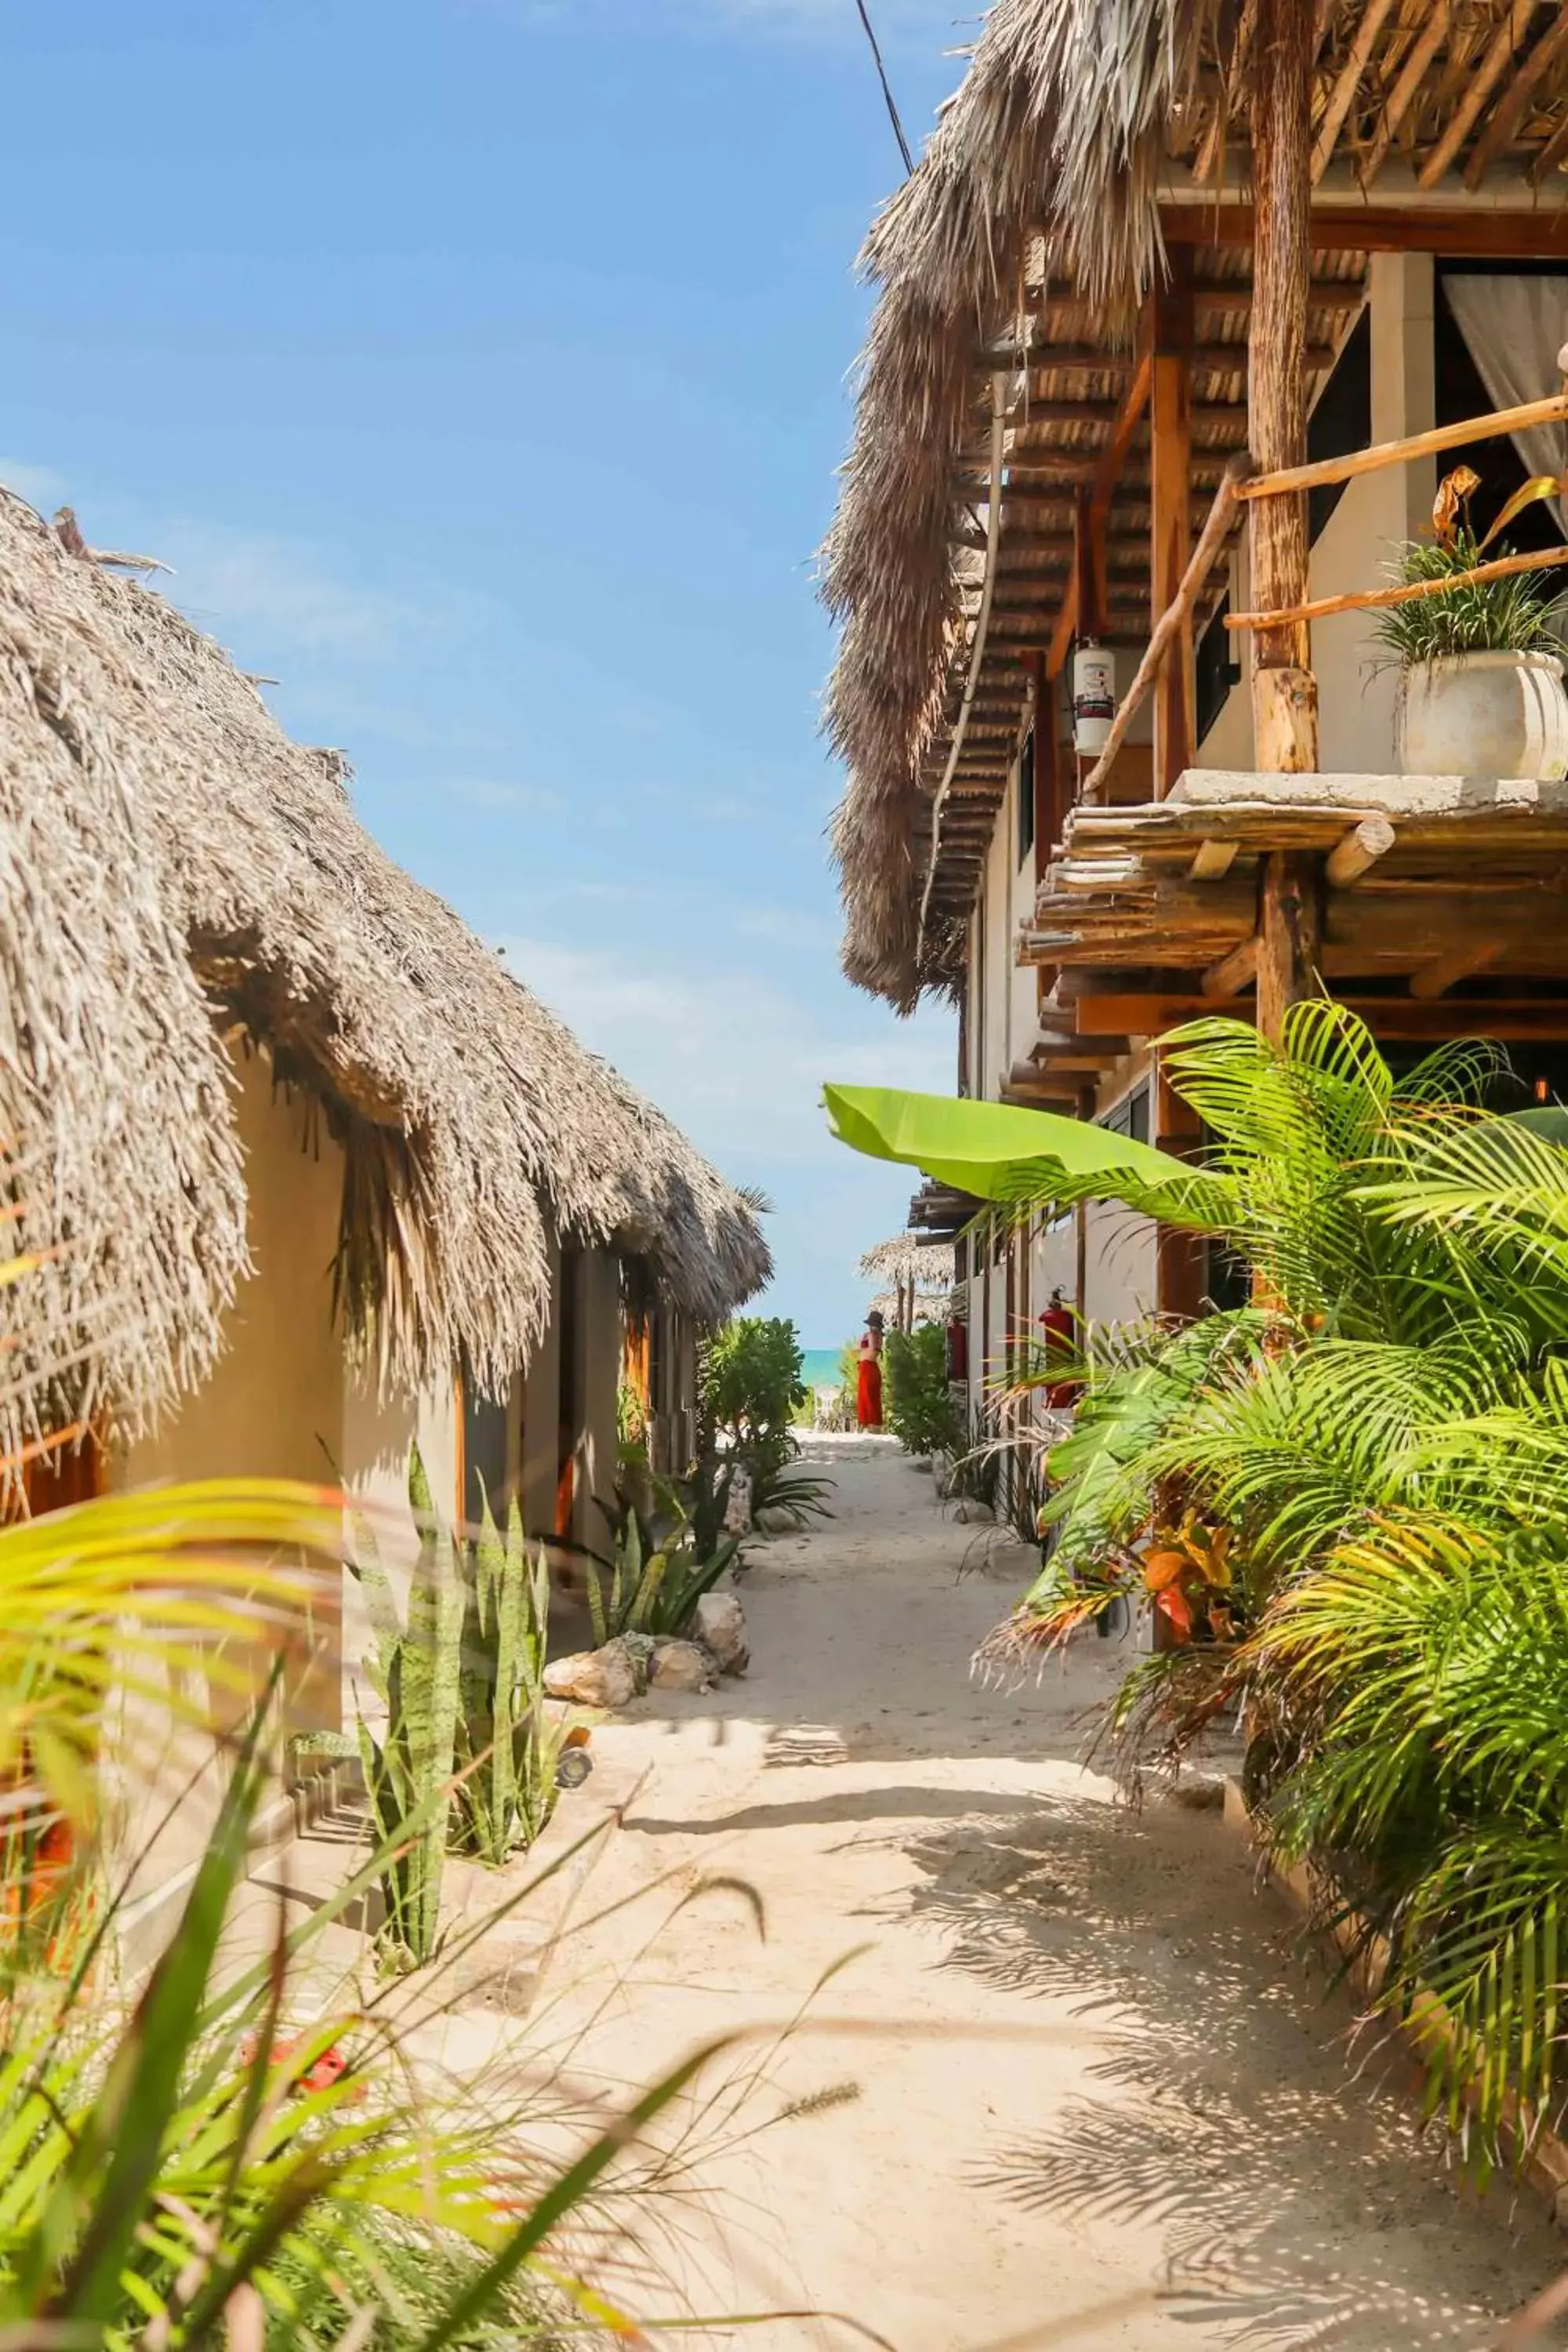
[1072,638,1115,755]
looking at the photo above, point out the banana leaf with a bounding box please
[822,1082,1226,1224]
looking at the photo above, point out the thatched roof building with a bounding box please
[858,1234,955,1289]
[0,490,768,1445]
[823,0,1568,1009]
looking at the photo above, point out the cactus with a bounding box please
[452,1497,570,1866]
[349,1446,462,1969]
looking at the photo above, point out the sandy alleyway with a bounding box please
[442,1441,1567,2350]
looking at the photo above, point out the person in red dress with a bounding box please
[856,1310,885,1429]
[1040,1287,1080,1410]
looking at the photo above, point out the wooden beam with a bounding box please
[1361,0,1453,187]
[1156,1053,1207,1323]
[1465,2,1568,188]
[1151,249,1196,799]
[1008,343,1334,376]
[1410,941,1508,1000]
[1418,0,1537,188]
[1203,936,1260,997]
[1258,856,1324,1039]
[1311,0,1399,181]
[1190,839,1240,880]
[1192,276,1366,310]
[1237,391,1568,503]
[1229,539,1568,633]
[1033,1031,1134,1059]
[1325,815,1396,887]
[1070,993,1568,1041]
[1196,0,1258,180]
[1087,346,1153,535]
[1080,453,1250,799]
[1159,197,1568,258]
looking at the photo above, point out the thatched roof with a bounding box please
[0,491,768,1441]
[824,0,1568,1009]
[858,1233,956,1287]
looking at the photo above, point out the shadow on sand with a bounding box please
[902,1787,1562,2350]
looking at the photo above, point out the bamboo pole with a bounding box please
[1079,453,1250,801]
[1227,540,1568,633]
[1237,391,1568,502]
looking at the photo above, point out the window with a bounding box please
[1307,307,1371,546]
[1017,730,1035,868]
[1100,1081,1149,1145]
[1196,593,1240,749]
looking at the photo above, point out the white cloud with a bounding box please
[161,528,426,661]
[0,459,67,511]
[446,778,567,815]
[496,928,951,1171]
[499,928,953,1334]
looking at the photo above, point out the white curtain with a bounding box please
[1445,274,1568,532]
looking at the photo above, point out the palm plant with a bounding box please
[851,1003,1568,2169]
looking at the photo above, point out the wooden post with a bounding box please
[1156,1054,1206,1324]
[1257,853,1322,1044]
[1032,652,1056,883]
[1074,489,1107,641]
[1151,251,1196,797]
[1249,0,1322,1040]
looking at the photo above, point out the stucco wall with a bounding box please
[122,1047,346,1492]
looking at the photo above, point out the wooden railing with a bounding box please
[1077,387,1568,805]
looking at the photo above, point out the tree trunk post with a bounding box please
[1248,0,1323,1042]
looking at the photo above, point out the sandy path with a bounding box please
[429,1441,1566,2350]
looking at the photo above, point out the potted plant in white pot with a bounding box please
[1378,465,1568,781]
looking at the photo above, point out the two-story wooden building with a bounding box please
[826,0,1568,1436]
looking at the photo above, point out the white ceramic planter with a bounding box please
[1396,649,1568,781]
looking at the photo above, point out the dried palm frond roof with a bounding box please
[0,488,767,1436]
[858,1234,956,1287]
[824,0,1568,1010]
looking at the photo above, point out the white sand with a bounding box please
[268,1441,1567,2347]
[419,1439,1564,2348]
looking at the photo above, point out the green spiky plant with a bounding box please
[1372,463,1567,666]
[350,1446,462,1971]
[452,1499,575,1867]
[846,1002,1568,2171]
[571,1496,742,1647]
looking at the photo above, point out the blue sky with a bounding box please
[6,0,964,1345]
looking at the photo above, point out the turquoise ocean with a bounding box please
[800,1347,844,1393]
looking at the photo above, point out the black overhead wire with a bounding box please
[852,0,915,176]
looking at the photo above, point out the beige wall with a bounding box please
[1196,253,1436,775]
[122,1047,346,1492]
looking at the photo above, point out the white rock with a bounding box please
[692,1591,749,1675]
[543,1643,637,1709]
[649,1639,715,1693]
[754,1504,797,1534]
[951,1498,993,1525]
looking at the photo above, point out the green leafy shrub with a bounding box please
[699,1317,829,1529]
[884,1323,964,1459]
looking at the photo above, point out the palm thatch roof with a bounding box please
[858,1234,956,1287]
[823,0,1568,1009]
[0,489,768,1446]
